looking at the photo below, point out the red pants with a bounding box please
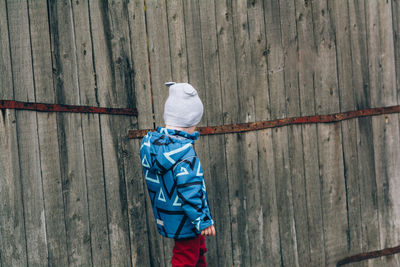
[171,235,207,267]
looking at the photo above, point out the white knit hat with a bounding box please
[163,82,204,127]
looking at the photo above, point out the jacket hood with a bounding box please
[140,127,199,173]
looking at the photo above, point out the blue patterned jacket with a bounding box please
[140,127,214,239]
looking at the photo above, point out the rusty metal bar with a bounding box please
[337,245,400,266]
[0,99,138,116]
[128,104,400,139]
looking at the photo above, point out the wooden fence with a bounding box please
[1,0,400,266]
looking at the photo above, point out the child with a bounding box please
[140,82,215,267]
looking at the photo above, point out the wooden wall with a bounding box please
[1,0,399,266]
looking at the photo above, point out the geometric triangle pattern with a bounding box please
[158,188,166,202]
[140,126,214,239]
[141,155,150,168]
[173,195,182,206]
[176,167,189,176]
[145,170,160,184]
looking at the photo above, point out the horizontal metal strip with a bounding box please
[0,99,138,116]
[128,105,400,139]
[337,244,400,266]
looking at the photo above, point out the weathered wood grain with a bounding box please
[257,129,282,267]
[146,0,172,127]
[280,0,312,266]
[347,2,381,266]
[246,1,273,266]
[250,0,281,266]
[89,1,135,266]
[1,2,400,267]
[215,0,239,125]
[72,1,112,266]
[48,1,92,265]
[366,1,400,266]
[183,1,219,265]
[128,0,153,130]
[295,0,326,265]
[331,2,366,267]
[0,110,26,267]
[231,1,260,266]
[348,0,370,110]
[143,1,172,265]
[0,1,12,100]
[196,0,234,265]
[27,0,69,265]
[0,3,26,265]
[394,0,400,105]
[312,1,348,266]
[7,0,49,265]
[264,0,286,120]
[162,2,191,261]
[166,0,188,83]
[265,0,300,266]
[126,1,153,266]
[216,1,254,266]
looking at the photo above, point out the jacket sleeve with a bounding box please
[174,155,214,233]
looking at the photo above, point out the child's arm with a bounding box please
[174,156,214,234]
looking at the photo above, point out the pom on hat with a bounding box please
[163,82,204,127]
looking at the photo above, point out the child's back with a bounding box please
[140,82,215,267]
[140,126,213,239]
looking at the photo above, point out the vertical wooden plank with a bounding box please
[0,110,25,267]
[123,136,151,267]
[71,1,112,266]
[330,2,366,267]
[89,1,136,266]
[294,0,325,266]
[257,129,281,267]
[394,7,400,258]
[215,1,249,266]
[230,1,253,266]
[312,0,340,115]
[166,0,188,82]
[141,1,170,265]
[318,123,348,267]
[280,0,312,266]
[265,0,300,266]
[312,1,349,266]
[215,0,239,125]
[213,0,241,265]
[394,0,400,104]
[163,2,189,262]
[232,1,267,266]
[196,0,234,265]
[0,2,26,265]
[126,1,152,266]
[366,1,400,266]
[146,0,172,127]
[0,0,12,100]
[183,1,218,265]
[347,1,381,264]
[48,0,92,265]
[248,1,281,267]
[7,0,48,265]
[248,2,281,266]
[27,0,69,265]
[366,0,397,109]
[128,0,153,129]
[348,0,370,109]
[264,0,285,120]
[335,1,383,266]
